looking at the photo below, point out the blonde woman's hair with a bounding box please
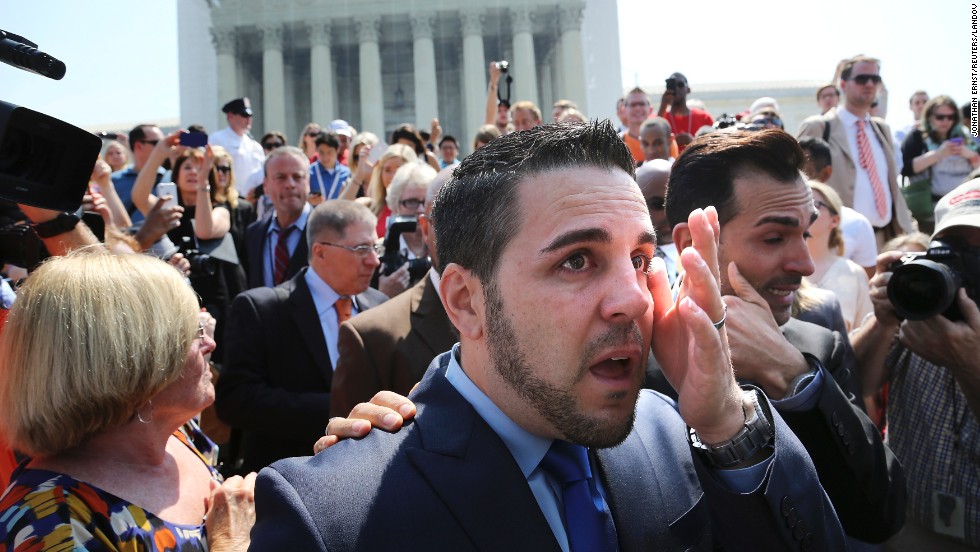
[349,132,379,176]
[297,122,322,157]
[386,163,437,212]
[367,144,417,216]
[210,145,239,208]
[808,181,845,256]
[0,251,199,456]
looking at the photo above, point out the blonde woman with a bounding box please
[360,144,418,237]
[297,122,322,163]
[804,181,873,331]
[0,251,255,550]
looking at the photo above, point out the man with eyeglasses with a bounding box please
[111,123,165,223]
[619,87,653,164]
[217,199,388,473]
[799,55,913,247]
[209,97,266,188]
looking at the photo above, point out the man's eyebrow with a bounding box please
[540,228,610,254]
[755,215,803,228]
[638,230,657,246]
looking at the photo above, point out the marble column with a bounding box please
[559,3,587,110]
[356,15,384,135]
[411,12,439,130]
[211,27,239,109]
[259,24,287,134]
[460,9,486,152]
[509,7,539,108]
[308,21,335,126]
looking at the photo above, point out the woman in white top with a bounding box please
[804,181,873,331]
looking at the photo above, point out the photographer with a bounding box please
[853,178,980,550]
[374,163,435,298]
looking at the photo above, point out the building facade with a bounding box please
[178,0,622,152]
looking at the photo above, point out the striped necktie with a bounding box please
[273,226,295,285]
[855,119,888,219]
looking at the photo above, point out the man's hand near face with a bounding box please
[649,206,749,446]
[722,263,810,400]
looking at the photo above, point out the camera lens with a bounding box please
[888,260,961,320]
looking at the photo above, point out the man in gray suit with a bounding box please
[798,54,913,246]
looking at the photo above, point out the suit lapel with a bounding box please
[410,276,456,357]
[407,358,561,552]
[830,115,854,166]
[286,269,333,385]
[288,233,309,280]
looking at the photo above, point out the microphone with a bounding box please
[0,29,66,80]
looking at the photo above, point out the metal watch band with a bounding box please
[689,388,775,469]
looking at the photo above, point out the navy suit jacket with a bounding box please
[250,352,848,551]
[242,214,309,290]
[215,269,387,472]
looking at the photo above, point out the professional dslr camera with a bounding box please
[887,240,980,321]
[380,216,431,281]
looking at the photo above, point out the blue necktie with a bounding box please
[540,440,619,552]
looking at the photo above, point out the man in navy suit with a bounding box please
[242,146,312,289]
[250,122,848,551]
[216,200,387,473]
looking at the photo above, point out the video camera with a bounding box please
[887,240,980,321]
[496,60,513,107]
[380,215,431,281]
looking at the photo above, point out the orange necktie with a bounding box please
[335,297,352,324]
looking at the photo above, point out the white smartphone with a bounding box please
[366,141,389,165]
[156,182,178,209]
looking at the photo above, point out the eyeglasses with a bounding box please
[317,241,384,257]
[307,131,321,137]
[399,198,425,210]
[140,139,160,146]
[752,117,783,128]
[646,196,666,210]
[848,74,882,86]
[627,101,650,108]
[932,113,956,121]
[215,165,231,174]
[263,141,284,150]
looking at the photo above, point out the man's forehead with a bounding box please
[729,173,812,223]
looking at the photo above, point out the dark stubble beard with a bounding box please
[482,279,642,449]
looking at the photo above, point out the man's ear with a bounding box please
[672,222,693,250]
[439,263,484,340]
[819,165,833,184]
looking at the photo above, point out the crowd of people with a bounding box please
[0,52,978,551]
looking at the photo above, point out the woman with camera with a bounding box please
[0,251,255,550]
[372,163,436,298]
[132,131,246,364]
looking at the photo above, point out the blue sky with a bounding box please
[2,0,973,132]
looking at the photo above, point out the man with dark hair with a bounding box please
[217,199,388,473]
[657,72,714,152]
[437,135,460,168]
[799,136,879,276]
[250,122,849,551]
[666,129,905,544]
[799,55,913,246]
[309,131,350,202]
[111,123,165,223]
[639,117,673,162]
[209,97,265,185]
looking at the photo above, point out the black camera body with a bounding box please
[0,100,101,211]
[381,215,431,281]
[887,240,980,321]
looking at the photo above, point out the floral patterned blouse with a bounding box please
[0,421,220,551]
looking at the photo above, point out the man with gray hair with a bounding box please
[242,146,312,289]
[217,199,389,473]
